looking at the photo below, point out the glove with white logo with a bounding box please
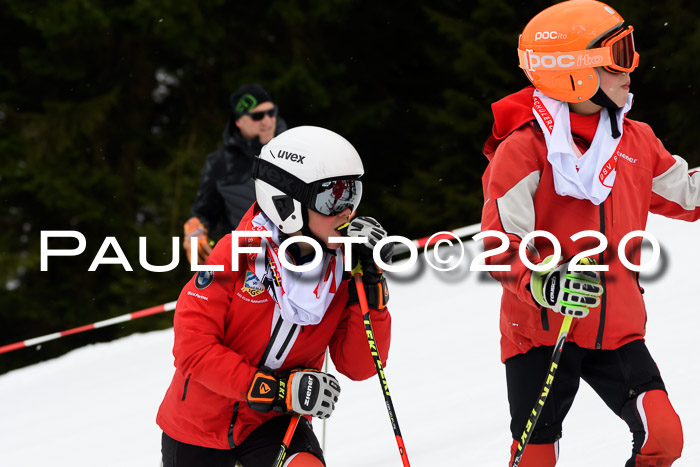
[343,216,392,310]
[529,256,603,318]
[247,367,341,419]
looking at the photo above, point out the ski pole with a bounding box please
[272,414,301,467]
[512,256,597,466]
[322,347,329,453]
[352,271,411,467]
[511,315,573,467]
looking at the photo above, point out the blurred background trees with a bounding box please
[1,0,698,373]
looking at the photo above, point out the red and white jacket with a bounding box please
[157,204,391,449]
[482,87,700,362]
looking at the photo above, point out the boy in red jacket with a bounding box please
[158,126,392,466]
[482,1,700,465]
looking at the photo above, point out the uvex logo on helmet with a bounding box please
[534,31,567,41]
[270,149,305,164]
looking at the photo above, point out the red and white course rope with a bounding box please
[0,301,177,355]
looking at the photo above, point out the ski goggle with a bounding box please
[312,178,363,216]
[599,26,639,73]
[245,106,278,121]
[518,26,639,74]
[252,157,363,216]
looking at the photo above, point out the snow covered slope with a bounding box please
[1,213,698,466]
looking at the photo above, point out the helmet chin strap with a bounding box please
[590,88,622,138]
[300,208,338,255]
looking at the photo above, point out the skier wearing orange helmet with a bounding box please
[481,1,700,465]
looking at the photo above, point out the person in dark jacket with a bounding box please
[183,83,288,264]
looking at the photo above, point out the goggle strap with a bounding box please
[253,156,316,205]
[518,48,616,72]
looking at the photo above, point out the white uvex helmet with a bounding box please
[252,126,364,233]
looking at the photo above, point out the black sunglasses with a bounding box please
[246,106,278,121]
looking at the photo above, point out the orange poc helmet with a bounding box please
[517,0,639,103]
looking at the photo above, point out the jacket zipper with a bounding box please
[540,307,549,331]
[275,324,298,360]
[181,374,191,401]
[228,401,240,448]
[258,317,283,367]
[595,204,607,349]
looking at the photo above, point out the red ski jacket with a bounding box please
[157,204,391,449]
[482,87,700,362]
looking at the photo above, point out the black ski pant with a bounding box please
[161,415,325,467]
[506,339,681,465]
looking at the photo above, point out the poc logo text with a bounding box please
[535,31,567,41]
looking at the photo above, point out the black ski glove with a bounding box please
[246,367,341,419]
[343,216,392,310]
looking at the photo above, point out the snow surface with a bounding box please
[1,213,698,466]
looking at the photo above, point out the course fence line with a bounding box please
[0,301,177,355]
